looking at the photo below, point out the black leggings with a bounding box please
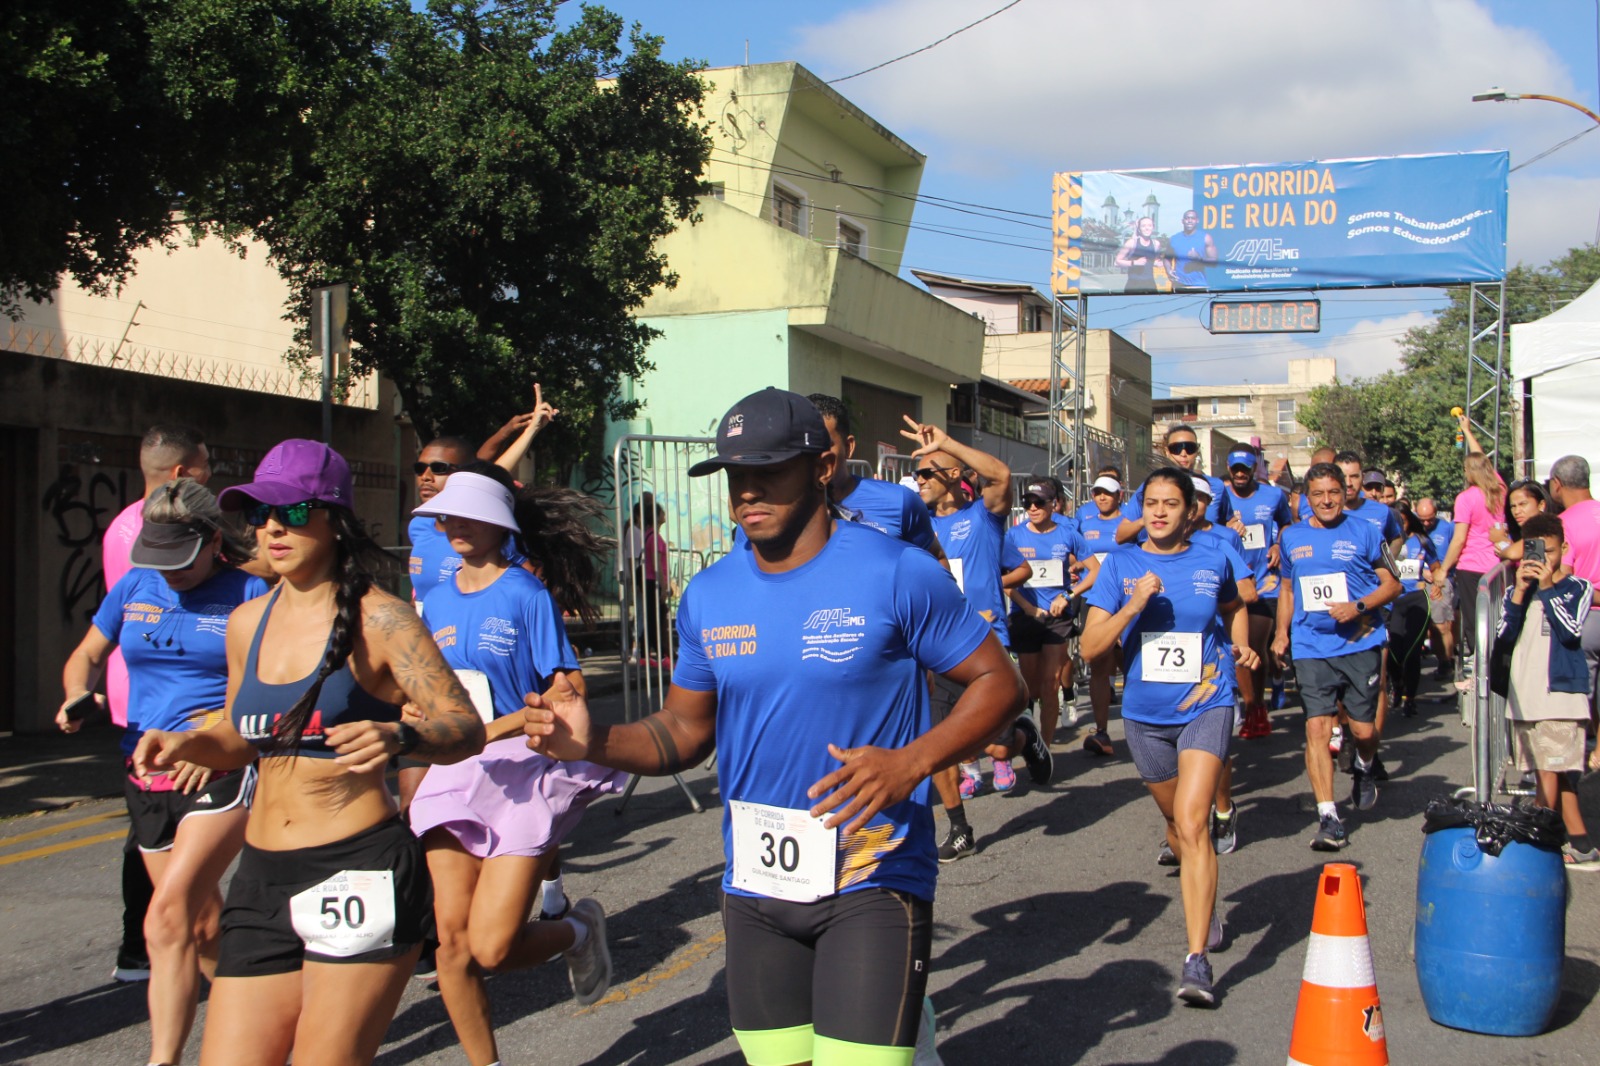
[1455,568,1487,658]
[1387,590,1431,701]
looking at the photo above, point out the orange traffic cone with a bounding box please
[1286,863,1388,1066]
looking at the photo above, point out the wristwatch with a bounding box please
[1355,599,1369,614]
[394,721,421,756]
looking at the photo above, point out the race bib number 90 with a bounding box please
[289,870,396,958]
[729,801,838,903]
[1298,572,1350,612]
[1139,631,1203,684]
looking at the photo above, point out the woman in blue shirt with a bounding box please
[407,465,625,1065]
[1390,507,1439,717]
[59,479,267,1066]
[1082,468,1255,1009]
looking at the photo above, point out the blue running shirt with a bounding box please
[1225,482,1293,595]
[929,499,1025,647]
[1006,521,1090,611]
[1083,544,1240,726]
[93,568,268,754]
[1345,498,1404,543]
[1076,508,1127,561]
[1426,518,1455,575]
[1279,515,1389,660]
[425,566,579,718]
[672,522,991,903]
[408,515,527,606]
[840,477,936,552]
[1397,533,1440,594]
[1127,476,1233,526]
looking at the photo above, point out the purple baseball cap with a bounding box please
[218,439,354,511]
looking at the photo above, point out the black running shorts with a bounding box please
[123,766,255,853]
[721,887,932,1062]
[215,816,433,977]
[1294,647,1383,722]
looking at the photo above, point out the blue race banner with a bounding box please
[1051,152,1508,296]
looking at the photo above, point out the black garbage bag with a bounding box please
[1422,796,1566,856]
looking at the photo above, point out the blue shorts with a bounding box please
[1123,702,1235,784]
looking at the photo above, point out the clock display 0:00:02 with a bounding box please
[1207,299,1321,334]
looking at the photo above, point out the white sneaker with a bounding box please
[1062,703,1082,729]
[565,898,613,1006]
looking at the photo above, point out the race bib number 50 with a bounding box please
[289,870,396,958]
[729,801,838,903]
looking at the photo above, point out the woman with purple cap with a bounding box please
[132,439,485,1066]
[60,477,267,1066]
[406,464,624,1064]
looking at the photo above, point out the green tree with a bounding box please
[1,1,390,318]
[1301,245,1600,500]
[196,0,711,474]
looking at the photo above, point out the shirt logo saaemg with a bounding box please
[801,607,867,664]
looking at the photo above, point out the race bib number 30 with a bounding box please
[1025,559,1065,589]
[1139,631,1203,683]
[289,870,396,958]
[1298,572,1350,613]
[729,801,838,903]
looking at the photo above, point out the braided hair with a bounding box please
[269,507,397,754]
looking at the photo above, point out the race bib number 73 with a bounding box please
[289,870,396,958]
[729,801,838,903]
[1139,631,1202,683]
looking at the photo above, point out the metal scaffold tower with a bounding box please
[1464,280,1510,467]
[1047,294,1088,505]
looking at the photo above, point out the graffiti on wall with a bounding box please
[41,465,133,622]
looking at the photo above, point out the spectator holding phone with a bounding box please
[1489,513,1599,869]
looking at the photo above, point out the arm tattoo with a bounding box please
[641,716,686,775]
[366,596,484,762]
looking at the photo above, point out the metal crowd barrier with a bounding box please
[610,434,735,813]
[1468,561,1520,803]
[879,453,919,484]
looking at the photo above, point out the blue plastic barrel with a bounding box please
[1414,827,1566,1036]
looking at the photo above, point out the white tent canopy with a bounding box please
[1510,279,1600,478]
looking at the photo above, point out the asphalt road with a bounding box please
[3,676,1598,1065]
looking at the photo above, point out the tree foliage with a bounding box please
[1,0,391,318]
[194,0,712,471]
[1300,245,1600,501]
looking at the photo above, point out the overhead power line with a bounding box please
[828,0,1028,85]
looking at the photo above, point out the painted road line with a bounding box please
[576,929,726,1015]
[0,810,125,850]
[0,829,127,868]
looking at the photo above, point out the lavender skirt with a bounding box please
[409,737,627,859]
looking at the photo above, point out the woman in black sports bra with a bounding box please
[134,439,484,1066]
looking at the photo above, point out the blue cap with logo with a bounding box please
[688,388,830,477]
[1226,449,1257,470]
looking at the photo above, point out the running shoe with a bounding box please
[1157,839,1180,867]
[1207,910,1227,953]
[1271,680,1287,710]
[1327,725,1343,755]
[1401,698,1418,718]
[1062,702,1082,729]
[958,762,984,800]
[112,948,151,983]
[1210,808,1238,856]
[937,825,976,863]
[1350,766,1378,811]
[1014,714,1053,785]
[565,898,613,1006]
[1564,846,1600,872]
[1370,753,1389,781]
[1177,953,1216,1007]
[1310,813,1349,851]
[1083,730,1114,757]
[992,759,1017,793]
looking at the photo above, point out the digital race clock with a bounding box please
[1207,299,1321,334]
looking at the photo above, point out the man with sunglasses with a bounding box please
[1117,425,1232,544]
[902,417,1048,861]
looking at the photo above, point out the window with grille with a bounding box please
[838,219,864,257]
[1278,398,1297,433]
[772,184,803,234]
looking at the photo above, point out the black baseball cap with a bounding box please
[1362,468,1386,487]
[131,519,215,570]
[687,388,830,477]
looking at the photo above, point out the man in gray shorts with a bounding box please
[1415,498,1458,677]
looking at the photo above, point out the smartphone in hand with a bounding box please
[61,692,98,724]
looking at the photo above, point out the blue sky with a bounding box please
[556,0,1600,394]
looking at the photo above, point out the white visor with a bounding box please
[1091,476,1121,494]
[1191,475,1213,498]
[411,472,518,533]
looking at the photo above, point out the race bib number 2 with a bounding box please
[289,870,396,958]
[1025,558,1065,589]
[1298,572,1350,613]
[729,801,838,903]
[1139,631,1203,683]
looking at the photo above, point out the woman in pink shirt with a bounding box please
[1436,416,1507,667]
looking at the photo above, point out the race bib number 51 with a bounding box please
[1298,572,1350,612]
[289,870,396,958]
[729,801,838,903]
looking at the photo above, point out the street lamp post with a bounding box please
[1472,88,1600,126]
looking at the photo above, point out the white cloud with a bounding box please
[795,0,1584,172]
[1507,170,1600,266]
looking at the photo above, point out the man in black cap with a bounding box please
[524,388,1022,1065]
